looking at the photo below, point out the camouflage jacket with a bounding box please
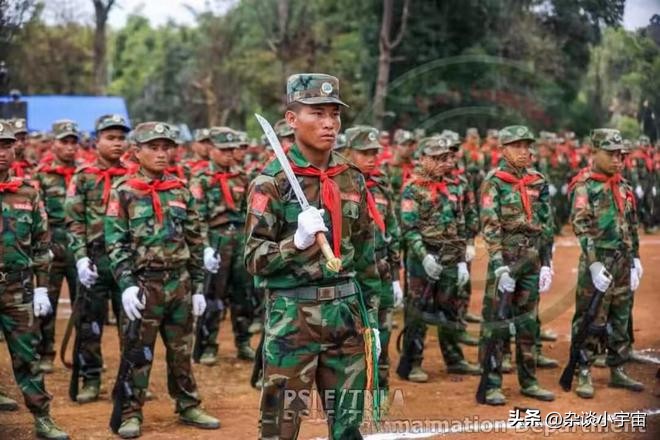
[244,144,380,302]
[65,159,131,261]
[35,159,77,228]
[0,173,51,287]
[366,171,401,279]
[104,169,205,294]
[569,169,639,264]
[479,161,554,271]
[190,163,248,249]
[401,172,473,265]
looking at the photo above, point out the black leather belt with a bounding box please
[271,280,357,302]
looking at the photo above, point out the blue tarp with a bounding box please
[1,95,130,133]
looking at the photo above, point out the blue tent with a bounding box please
[1,95,130,133]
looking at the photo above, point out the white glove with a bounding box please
[548,184,557,197]
[192,293,207,317]
[561,184,568,195]
[635,185,644,199]
[634,258,643,280]
[457,262,470,287]
[465,245,476,262]
[203,247,220,273]
[630,268,640,291]
[293,207,328,250]
[589,262,613,293]
[33,287,52,317]
[496,267,516,293]
[392,281,403,308]
[76,257,98,288]
[372,328,381,360]
[652,186,657,197]
[539,266,553,293]
[121,286,145,321]
[422,254,443,280]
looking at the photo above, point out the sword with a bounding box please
[254,113,342,273]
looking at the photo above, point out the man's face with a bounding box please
[210,147,235,168]
[96,128,127,162]
[379,133,390,147]
[349,149,379,174]
[593,149,623,176]
[233,145,248,163]
[192,140,211,159]
[397,141,416,160]
[166,145,179,165]
[285,104,341,152]
[135,139,175,174]
[421,151,455,178]
[53,136,78,163]
[502,140,532,169]
[14,133,27,156]
[0,139,16,172]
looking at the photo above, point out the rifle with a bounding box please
[250,331,265,388]
[109,290,151,434]
[61,273,91,401]
[192,244,223,363]
[559,286,607,391]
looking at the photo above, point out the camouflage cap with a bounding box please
[334,133,347,151]
[499,125,535,145]
[52,119,80,140]
[622,139,633,153]
[169,125,184,145]
[133,121,177,144]
[193,128,212,142]
[9,118,27,134]
[345,125,380,151]
[590,128,624,151]
[440,130,461,148]
[638,135,651,145]
[414,128,426,141]
[237,131,249,146]
[393,128,414,145]
[286,73,348,107]
[486,129,499,138]
[0,120,17,141]
[95,114,130,132]
[209,126,239,149]
[274,119,294,139]
[466,127,479,138]
[418,136,450,156]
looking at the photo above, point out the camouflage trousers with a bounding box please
[38,227,77,362]
[200,224,254,354]
[259,290,368,440]
[400,257,466,368]
[571,250,632,367]
[0,274,51,416]
[75,252,122,387]
[118,268,201,421]
[478,250,540,391]
[375,256,394,389]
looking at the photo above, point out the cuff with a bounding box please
[35,270,49,288]
[118,272,138,292]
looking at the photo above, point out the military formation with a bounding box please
[0,71,658,440]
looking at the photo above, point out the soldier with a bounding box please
[105,122,219,438]
[0,120,69,439]
[246,73,380,439]
[64,114,132,403]
[185,128,211,176]
[274,118,295,151]
[7,118,36,178]
[344,125,403,395]
[477,125,555,405]
[396,136,481,383]
[383,128,416,214]
[568,128,644,399]
[33,119,80,373]
[459,128,486,204]
[190,126,256,364]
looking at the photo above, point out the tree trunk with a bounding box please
[92,1,114,95]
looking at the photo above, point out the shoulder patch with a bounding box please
[106,199,120,216]
[250,192,269,215]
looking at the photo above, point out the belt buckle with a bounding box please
[0,272,7,283]
[317,286,336,301]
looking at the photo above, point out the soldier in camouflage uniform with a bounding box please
[382,128,416,217]
[0,120,69,439]
[246,73,380,440]
[190,126,255,364]
[64,114,132,403]
[568,128,644,399]
[105,122,219,438]
[396,136,482,383]
[459,128,486,206]
[34,119,80,373]
[344,125,402,394]
[184,128,211,177]
[477,125,555,405]
[7,118,36,178]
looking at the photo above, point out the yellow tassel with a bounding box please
[364,328,374,392]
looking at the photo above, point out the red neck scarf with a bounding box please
[490,150,501,168]
[44,164,76,186]
[494,170,540,220]
[190,160,209,172]
[416,178,450,203]
[290,163,349,257]
[401,162,413,188]
[366,178,386,234]
[84,166,128,204]
[11,161,30,177]
[212,171,239,210]
[0,180,21,193]
[126,178,183,223]
[165,165,185,180]
[590,172,625,216]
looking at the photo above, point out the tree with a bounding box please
[92,0,115,95]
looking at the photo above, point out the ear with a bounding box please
[285,110,297,130]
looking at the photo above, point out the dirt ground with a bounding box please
[1,231,659,439]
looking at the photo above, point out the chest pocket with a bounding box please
[342,201,359,219]
[128,201,155,236]
[168,204,187,235]
[499,190,523,220]
[6,207,33,240]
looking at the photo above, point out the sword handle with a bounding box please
[316,232,342,273]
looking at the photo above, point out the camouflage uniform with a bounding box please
[34,120,79,365]
[478,126,554,396]
[190,127,254,359]
[64,114,131,393]
[381,129,415,218]
[246,74,380,440]
[105,122,205,423]
[8,118,36,178]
